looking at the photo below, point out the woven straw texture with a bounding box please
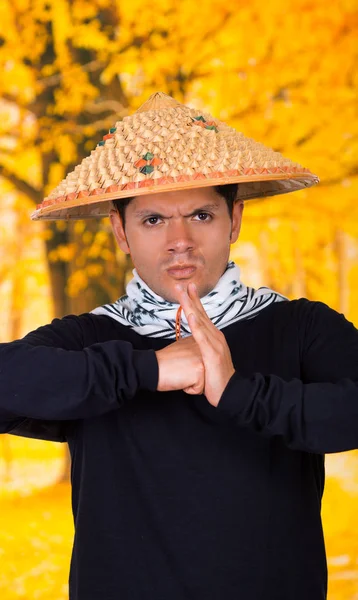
[32,92,319,221]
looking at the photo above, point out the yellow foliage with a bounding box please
[46,163,65,197]
[86,263,103,277]
[55,220,68,233]
[81,231,93,245]
[101,248,114,262]
[73,221,86,235]
[0,484,72,600]
[66,269,88,296]
[48,244,76,263]
[0,0,357,597]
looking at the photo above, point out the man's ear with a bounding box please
[230,201,244,244]
[109,209,130,254]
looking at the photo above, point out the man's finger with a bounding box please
[177,285,211,332]
[176,286,221,355]
[176,286,194,315]
[176,287,198,329]
[187,284,219,334]
[187,313,213,356]
[188,312,229,367]
[187,283,208,317]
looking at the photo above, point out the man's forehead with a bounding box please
[128,188,224,216]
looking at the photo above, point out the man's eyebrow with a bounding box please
[184,203,220,217]
[133,208,166,219]
[133,203,220,219]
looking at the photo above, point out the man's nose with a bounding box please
[166,219,195,253]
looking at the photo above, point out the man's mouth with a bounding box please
[167,265,197,279]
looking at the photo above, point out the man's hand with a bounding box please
[155,336,205,395]
[177,283,235,407]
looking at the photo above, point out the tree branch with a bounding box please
[64,116,118,135]
[314,168,358,188]
[0,165,42,204]
[38,59,105,89]
[84,100,128,116]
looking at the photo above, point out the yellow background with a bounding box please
[0,0,358,598]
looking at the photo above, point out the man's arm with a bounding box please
[0,313,206,434]
[0,314,158,428]
[178,284,358,454]
[217,372,358,453]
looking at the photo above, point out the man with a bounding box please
[1,92,357,600]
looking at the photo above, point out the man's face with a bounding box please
[110,186,244,303]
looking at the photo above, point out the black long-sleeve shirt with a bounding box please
[1,298,358,599]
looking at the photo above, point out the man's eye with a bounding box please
[195,212,211,221]
[144,216,161,226]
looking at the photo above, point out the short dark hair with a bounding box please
[112,184,239,227]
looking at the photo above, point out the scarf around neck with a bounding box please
[91,262,286,340]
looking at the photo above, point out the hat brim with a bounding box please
[31,171,318,221]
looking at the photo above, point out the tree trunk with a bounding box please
[45,223,72,318]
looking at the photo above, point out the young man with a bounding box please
[1,92,357,600]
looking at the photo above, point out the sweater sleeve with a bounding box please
[217,301,358,454]
[0,315,158,430]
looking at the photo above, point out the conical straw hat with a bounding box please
[31,92,319,221]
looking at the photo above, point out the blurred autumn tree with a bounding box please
[0,2,357,595]
[0,0,357,318]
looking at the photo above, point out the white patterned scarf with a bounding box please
[91,261,286,339]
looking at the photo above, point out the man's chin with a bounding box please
[161,281,212,304]
[153,282,191,304]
